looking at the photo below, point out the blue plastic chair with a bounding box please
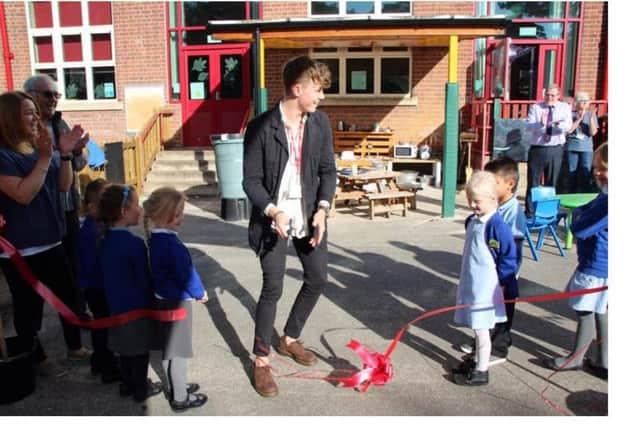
[524,198,566,261]
[530,186,568,229]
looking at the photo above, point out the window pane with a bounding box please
[348,47,372,52]
[346,58,373,94]
[563,23,578,97]
[381,58,409,94]
[491,2,564,19]
[36,69,58,82]
[381,1,410,14]
[93,67,116,99]
[30,2,53,28]
[183,30,211,46]
[346,2,374,14]
[59,1,83,27]
[188,56,209,100]
[183,1,247,26]
[316,58,339,94]
[534,23,563,39]
[64,68,87,100]
[220,55,242,99]
[569,2,581,18]
[91,34,112,60]
[88,2,112,25]
[63,34,83,61]
[169,31,180,100]
[311,1,339,15]
[34,36,54,63]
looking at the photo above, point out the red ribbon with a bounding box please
[327,286,608,392]
[0,234,186,328]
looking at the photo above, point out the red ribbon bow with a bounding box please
[332,339,394,392]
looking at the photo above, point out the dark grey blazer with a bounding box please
[242,105,336,255]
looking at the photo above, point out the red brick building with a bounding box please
[0,1,607,152]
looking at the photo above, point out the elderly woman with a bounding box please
[566,92,599,193]
[0,90,90,363]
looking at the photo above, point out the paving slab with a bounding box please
[0,186,608,416]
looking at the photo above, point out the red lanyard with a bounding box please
[285,117,305,169]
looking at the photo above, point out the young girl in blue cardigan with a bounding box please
[99,184,162,402]
[143,187,208,412]
[543,143,608,379]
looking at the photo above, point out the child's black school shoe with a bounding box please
[584,358,608,380]
[451,358,476,375]
[164,383,201,400]
[169,392,208,413]
[453,369,489,386]
[133,380,163,402]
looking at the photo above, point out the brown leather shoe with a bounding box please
[276,337,318,366]
[253,364,278,398]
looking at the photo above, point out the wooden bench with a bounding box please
[364,190,416,219]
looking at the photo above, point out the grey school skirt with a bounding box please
[108,317,154,356]
[153,298,193,359]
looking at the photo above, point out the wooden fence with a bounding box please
[78,107,173,195]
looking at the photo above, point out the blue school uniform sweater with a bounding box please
[76,216,103,289]
[572,193,608,278]
[148,230,205,300]
[101,228,153,314]
[465,212,519,298]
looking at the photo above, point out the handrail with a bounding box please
[78,107,174,195]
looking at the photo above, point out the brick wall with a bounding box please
[0,2,181,146]
[262,1,307,19]
[577,2,608,100]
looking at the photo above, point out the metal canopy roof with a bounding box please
[206,16,511,48]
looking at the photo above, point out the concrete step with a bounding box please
[156,149,215,162]
[147,169,216,181]
[151,159,215,172]
[142,182,218,197]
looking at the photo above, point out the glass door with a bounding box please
[538,44,563,98]
[181,44,250,146]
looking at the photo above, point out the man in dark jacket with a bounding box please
[242,56,336,397]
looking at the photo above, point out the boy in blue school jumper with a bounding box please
[99,184,162,402]
[543,143,608,379]
[452,171,519,386]
[143,187,208,412]
[76,178,120,383]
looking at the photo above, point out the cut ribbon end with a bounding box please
[334,340,394,392]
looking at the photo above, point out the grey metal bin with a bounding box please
[211,133,251,221]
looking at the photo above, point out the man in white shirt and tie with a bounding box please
[525,83,572,214]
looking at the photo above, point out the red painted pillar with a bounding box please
[0,1,15,91]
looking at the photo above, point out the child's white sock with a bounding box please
[474,329,491,372]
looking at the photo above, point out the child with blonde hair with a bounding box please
[143,187,208,412]
[452,171,518,386]
[99,184,162,402]
[543,143,608,379]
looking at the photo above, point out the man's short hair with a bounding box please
[282,56,331,95]
[23,74,56,92]
[484,156,520,189]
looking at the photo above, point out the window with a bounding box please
[309,1,410,16]
[26,0,116,101]
[312,47,411,97]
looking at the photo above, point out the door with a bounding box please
[487,37,511,99]
[537,44,563,98]
[181,44,251,146]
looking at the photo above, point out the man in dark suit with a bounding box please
[242,56,336,397]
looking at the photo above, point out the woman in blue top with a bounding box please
[543,143,608,379]
[566,92,599,193]
[0,91,90,363]
[143,187,208,412]
[99,184,162,402]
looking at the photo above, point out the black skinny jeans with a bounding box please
[0,244,83,354]
[253,233,328,356]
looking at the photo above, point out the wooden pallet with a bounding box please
[333,131,394,157]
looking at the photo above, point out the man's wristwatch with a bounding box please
[317,202,331,215]
[60,153,73,161]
